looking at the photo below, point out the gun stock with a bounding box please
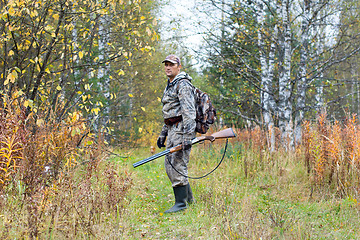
[133,128,236,168]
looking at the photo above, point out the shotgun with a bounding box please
[133,128,236,168]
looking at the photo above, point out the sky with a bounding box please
[158,0,219,70]
[159,0,203,49]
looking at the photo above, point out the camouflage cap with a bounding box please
[162,54,181,65]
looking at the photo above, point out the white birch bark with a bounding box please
[257,0,275,151]
[72,16,80,82]
[294,0,311,145]
[97,2,110,133]
[315,7,324,113]
[267,30,277,151]
[278,0,294,150]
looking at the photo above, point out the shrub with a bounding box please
[0,93,132,239]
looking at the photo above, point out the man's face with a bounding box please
[164,61,181,81]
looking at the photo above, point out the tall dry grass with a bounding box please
[302,113,360,197]
[234,112,360,198]
[0,94,132,239]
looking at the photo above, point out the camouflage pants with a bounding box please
[165,121,196,187]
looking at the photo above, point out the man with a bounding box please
[157,54,196,213]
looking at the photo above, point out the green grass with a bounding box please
[119,141,360,239]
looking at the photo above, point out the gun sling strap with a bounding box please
[167,138,229,180]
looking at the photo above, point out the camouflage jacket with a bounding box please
[161,72,196,136]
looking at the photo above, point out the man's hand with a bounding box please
[182,139,192,151]
[157,129,168,149]
[157,135,166,148]
[157,126,169,149]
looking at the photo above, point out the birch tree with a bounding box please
[199,0,360,149]
[277,0,294,149]
[294,0,311,145]
[257,0,276,150]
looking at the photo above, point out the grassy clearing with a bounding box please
[1,131,360,239]
[120,140,360,239]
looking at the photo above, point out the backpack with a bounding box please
[181,79,217,134]
[194,88,217,134]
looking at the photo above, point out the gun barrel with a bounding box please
[133,149,171,168]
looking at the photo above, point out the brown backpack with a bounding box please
[181,79,217,134]
[194,88,217,134]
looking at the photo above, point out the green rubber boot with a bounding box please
[187,183,195,204]
[165,185,188,213]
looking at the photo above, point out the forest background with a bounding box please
[1,0,360,238]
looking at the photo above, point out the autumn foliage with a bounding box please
[232,113,360,196]
[0,96,28,189]
[0,94,132,239]
[302,113,360,195]
[0,94,84,191]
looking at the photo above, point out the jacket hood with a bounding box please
[174,72,192,82]
[170,72,192,85]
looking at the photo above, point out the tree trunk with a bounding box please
[257,0,275,151]
[295,0,311,145]
[96,1,110,133]
[315,8,325,113]
[278,0,294,150]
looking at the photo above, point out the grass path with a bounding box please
[116,142,360,239]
